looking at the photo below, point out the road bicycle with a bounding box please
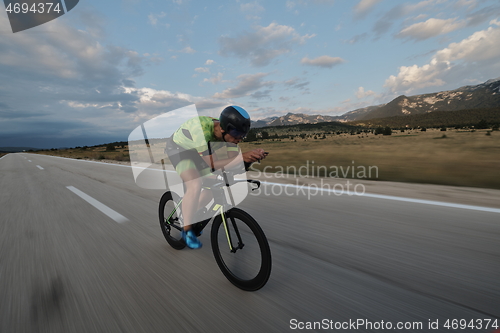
[158,171,272,291]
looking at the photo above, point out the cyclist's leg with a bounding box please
[170,149,207,228]
[179,168,202,231]
[178,167,204,249]
[198,187,213,210]
[169,147,211,248]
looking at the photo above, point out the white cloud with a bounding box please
[345,33,368,44]
[465,4,500,27]
[435,20,500,63]
[396,18,466,41]
[251,89,272,100]
[301,55,345,68]
[404,0,440,14]
[0,20,100,80]
[180,46,196,54]
[454,0,477,11]
[195,67,209,73]
[241,1,264,20]
[0,14,189,147]
[148,12,166,26]
[284,77,310,90]
[385,21,500,94]
[385,62,447,94]
[205,59,215,65]
[373,0,446,37]
[203,72,224,85]
[241,2,265,13]
[124,87,225,115]
[219,23,315,67]
[356,87,375,99]
[213,73,273,99]
[0,17,144,110]
[411,14,428,21]
[354,0,382,19]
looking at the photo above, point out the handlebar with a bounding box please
[203,170,260,191]
[245,179,261,191]
[203,152,267,190]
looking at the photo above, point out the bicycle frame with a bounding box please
[159,170,271,291]
[166,171,260,253]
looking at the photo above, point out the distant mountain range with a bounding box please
[252,78,500,127]
[0,147,40,153]
[252,113,340,128]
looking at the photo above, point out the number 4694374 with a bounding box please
[5,2,62,14]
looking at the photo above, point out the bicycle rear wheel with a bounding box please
[159,191,186,250]
[211,208,271,291]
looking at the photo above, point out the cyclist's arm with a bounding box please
[201,149,266,171]
[201,152,239,171]
[242,149,267,163]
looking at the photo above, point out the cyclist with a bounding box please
[165,106,267,249]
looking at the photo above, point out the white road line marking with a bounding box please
[360,192,500,214]
[28,160,32,162]
[35,154,500,214]
[36,165,44,170]
[66,186,129,223]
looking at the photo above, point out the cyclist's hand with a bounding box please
[243,149,267,163]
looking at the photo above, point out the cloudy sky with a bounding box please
[1,0,500,148]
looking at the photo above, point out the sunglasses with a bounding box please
[227,128,247,140]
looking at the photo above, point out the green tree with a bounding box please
[476,119,489,129]
[106,143,116,151]
[244,130,257,142]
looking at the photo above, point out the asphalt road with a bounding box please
[1,153,499,333]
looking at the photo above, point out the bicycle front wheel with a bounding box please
[211,208,271,291]
[159,191,186,250]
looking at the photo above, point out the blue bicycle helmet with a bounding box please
[219,106,251,139]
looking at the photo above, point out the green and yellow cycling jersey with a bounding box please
[171,116,239,175]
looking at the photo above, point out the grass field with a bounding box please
[34,145,131,162]
[240,128,500,189]
[25,127,500,190]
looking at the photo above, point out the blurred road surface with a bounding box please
[1,153,499,332]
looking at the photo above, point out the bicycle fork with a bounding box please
[220,207,244,253]
[166,198,183,231]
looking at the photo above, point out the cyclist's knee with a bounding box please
[184,177,202,193]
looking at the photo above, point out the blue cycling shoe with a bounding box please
[182,230,202,249]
